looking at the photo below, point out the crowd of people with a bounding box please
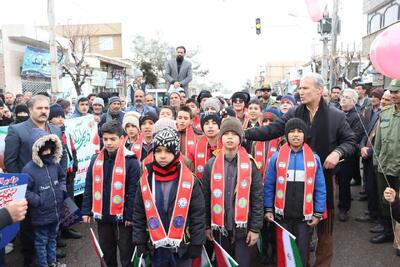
[0,72,399,267]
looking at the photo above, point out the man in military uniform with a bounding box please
[260,85,278,110]
[371,79,400,246]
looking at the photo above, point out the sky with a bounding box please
[0,0,365,90]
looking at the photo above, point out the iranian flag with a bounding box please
[213,240,238,267]
[131,246,146,267]
[192,246,211,267]
[276,226,303,267]
[89,227,107,267]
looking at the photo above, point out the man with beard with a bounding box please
[260,85,278,110]
[4,91,16,113]
[245,73,356,267]
[330,86,342,109]
[165,46,193,95]
[4,95,66,267]
[126,89,156,116]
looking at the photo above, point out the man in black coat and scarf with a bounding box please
[245,73,357,267]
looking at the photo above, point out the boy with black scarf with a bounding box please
[81,121,140,267]
[132,127,205,267]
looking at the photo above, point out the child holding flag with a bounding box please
[264,118,326,266]
[132,127,205,267]
[202,117,264,267]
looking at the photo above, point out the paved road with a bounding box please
[6,185,399,266]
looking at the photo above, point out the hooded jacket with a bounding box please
[23,129,66,226]
[70,95,88,118]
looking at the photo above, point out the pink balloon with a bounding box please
[374,23,400,79]
[369,35,389,76]
[305,0,324,22]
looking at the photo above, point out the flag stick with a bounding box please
[271,219,296,240]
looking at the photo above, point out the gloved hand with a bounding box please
[136,244,149,258]
[188,244,202,258]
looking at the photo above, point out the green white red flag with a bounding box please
[192,245,211,267]
[276,225,303,267]
[213,240,238,267]
[131,246,146,267]
[89,227,107,267]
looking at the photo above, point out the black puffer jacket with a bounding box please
[81,149,140,223]
[202,155,264,239]
[132,162,205,255]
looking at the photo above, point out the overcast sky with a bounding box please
[0,0,365,90]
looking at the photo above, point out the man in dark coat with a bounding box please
[4,95,66,267]
[245,73,357,267]
[336,89,364,221]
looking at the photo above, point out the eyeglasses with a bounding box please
[233,98,244,104]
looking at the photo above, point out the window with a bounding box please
[369,14,382,33]
[99,36,113,51]
[383,5,399,27]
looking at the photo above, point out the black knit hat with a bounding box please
[49,104,65,121]
[139,112,158,127]
[201,112,221,130]
[153,127,180,156]
[196,90,212,105]
[15,104,29,115]
[284,118,307,141]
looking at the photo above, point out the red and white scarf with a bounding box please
[184,126,197,157]
[140,162,194,248]
[92,144,129,220]
[194,136,221,180]
[274,143,317,220]
[126,134,143,161]
[260,138,281,182]
[210,146,252,230]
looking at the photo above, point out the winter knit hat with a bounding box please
[49,104,65,121]
[15,104,29,115]
[284,118,308,141]
[203,97,221,113]
[123,111,140,130]
[153,127,180,156]
[196,90,212,105]
[153,117,177,134]
[263,107,281,121]
[201,112,221,130]
[280,95,296,106]
[108,96,121,105]
[139,112,158,127]
[219,117,244,142]
[92,97,105,107]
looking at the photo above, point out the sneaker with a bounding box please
[355,215,375,223]
[5,243,14,254]
[370,224,384,233]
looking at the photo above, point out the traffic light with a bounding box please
[256,18,261,35]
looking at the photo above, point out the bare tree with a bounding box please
[60,25,93,96]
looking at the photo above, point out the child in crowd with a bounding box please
[264,118,326,266]
[139,112,157,161]
[81,121,140,267]
[24,129,67,267]
[123,111,143,160]
[176,107,200,158]
[185,99,201,131]
[132,127,205,267]
[188,112,221,180]
[203,117,264,267]
[159,105,176,120]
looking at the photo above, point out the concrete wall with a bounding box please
[363,0,393,14]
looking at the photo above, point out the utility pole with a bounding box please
[321,36,329,82]
[329,0,339,88]
[47,0,59,94]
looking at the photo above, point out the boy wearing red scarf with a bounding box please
[176,106,200,158]
[81,121,141,267]
[202,117,264,267]
[264,118,326,266]
[132,127,205,267]
[188,112,221,180]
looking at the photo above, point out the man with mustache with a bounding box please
[165,46,193,96]
[126,89,156,117]
[4,94,66,267]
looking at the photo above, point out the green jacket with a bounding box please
[373,105,400,176]
[261,97,278,110]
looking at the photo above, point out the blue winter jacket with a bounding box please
[24,129,67,226]
[264,147,326,220]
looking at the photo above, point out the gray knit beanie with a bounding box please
[203,97,221,113]
[219,117,244,142]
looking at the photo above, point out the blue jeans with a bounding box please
[33,222,58,267]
